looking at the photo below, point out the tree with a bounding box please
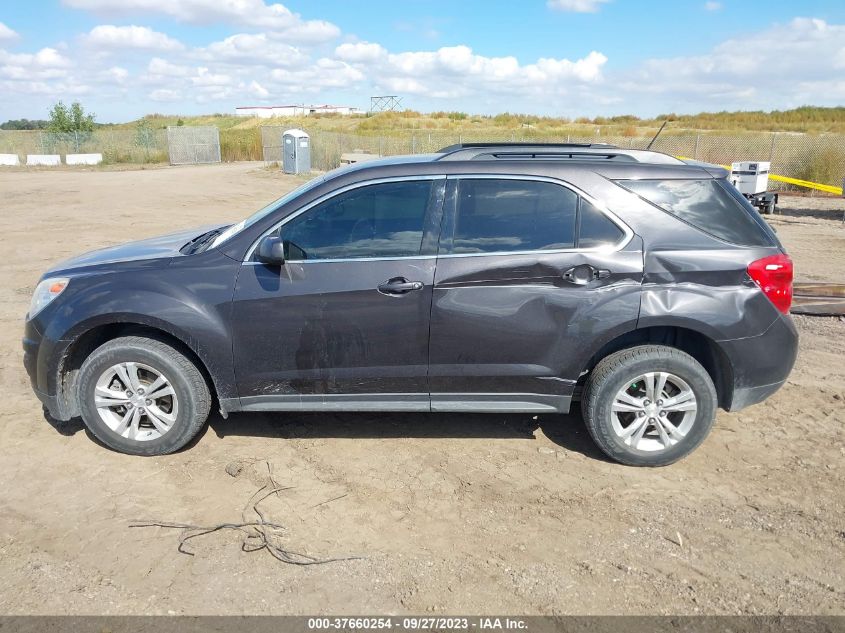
[134,119,156,158]
[0,118,49,130]
[47,101,96,133]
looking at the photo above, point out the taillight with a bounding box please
[747,254,793,314]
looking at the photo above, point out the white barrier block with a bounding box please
[0,153,20,166]
[66,153,103,166]
[26,154,61,166]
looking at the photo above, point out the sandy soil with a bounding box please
[0,163,843,615]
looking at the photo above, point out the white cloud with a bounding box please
[0,47,71,70]
[62,0,340,43]
[704,1,723,10]
[9,48,71,68]
[249,80,269,98]
[335,41,388,64]
[547,0,610,13]
[270,58,364,90]
[84,25,184,51]
[3,11,845,120]
[191,67,232,87]
[340,45,607,100]
[0,22,19,43]
[196,33,306,66]
[105,66,128,82]
[147,57,189,77]
[149,88,182,101]
[619,18,845,109]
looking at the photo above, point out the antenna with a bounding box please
[646,120,668,150]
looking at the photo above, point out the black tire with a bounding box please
[582,345,717,466]
[77,336,211,455]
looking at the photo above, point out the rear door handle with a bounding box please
[562,265,611,285]
[378,277,424,295]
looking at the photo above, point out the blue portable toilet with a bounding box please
[282,128,310,174]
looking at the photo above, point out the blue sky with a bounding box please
[1,0,844,122]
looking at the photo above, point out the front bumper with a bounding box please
[23,317,72,421]
[22,318,41,391]
[31,386,63,419]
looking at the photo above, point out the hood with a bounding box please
[47,224,225,274]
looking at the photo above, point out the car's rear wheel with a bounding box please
[582,345,717,466]
[77,336,211,455]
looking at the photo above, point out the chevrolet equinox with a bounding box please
[23,143,798,466]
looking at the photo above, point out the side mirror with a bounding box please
[256,235,285,266]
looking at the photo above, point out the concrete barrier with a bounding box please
[0,154,20,166]
[26,154,61,166]
[66,153,103,166]
[340,151,381,165]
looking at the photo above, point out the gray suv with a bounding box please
[23,143,797,466]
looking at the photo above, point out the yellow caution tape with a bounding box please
[677,156,843,195]
[767,174,842,196]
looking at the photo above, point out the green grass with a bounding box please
[8,106,840,182]
[122,106,845,137]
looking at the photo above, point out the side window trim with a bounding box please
[243,175,447,263]
[437,174,633,258]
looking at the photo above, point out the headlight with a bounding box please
[28,277,69,318]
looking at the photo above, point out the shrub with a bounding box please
[795,147,845,186]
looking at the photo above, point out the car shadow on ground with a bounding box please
[206,406,610,462]
[775,205,845,221]
[42,405,610,462]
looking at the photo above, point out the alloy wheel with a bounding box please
[93,362,179,441]
[609,371,698,452]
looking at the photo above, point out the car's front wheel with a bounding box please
[77,336,211,455]
[582,345,717,466]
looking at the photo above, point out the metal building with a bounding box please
[282,129,310,174]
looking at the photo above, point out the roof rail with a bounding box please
[437,142,618,153]
[435,142,685,165]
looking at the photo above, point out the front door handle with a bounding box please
[378,277,424,295]
[562,265,611,285]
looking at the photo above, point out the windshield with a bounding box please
[209,175,326,249]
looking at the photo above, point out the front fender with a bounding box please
[34,251,239,402]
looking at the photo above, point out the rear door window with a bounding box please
[442,178,627,255]
[617,178,774,246]
[449,179,578,254]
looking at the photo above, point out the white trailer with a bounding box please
[730,161,778,214]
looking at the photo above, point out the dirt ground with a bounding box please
[0,163,843,616]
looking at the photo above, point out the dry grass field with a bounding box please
[0,163,843,615]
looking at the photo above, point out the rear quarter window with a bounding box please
[578,199,625,248]
[617,178,774,247]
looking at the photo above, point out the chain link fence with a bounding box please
[260,126,283,165]
[166,126,221,165]
[0,128,168,163]
[299,129,845,192]
[1,126,843,192]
